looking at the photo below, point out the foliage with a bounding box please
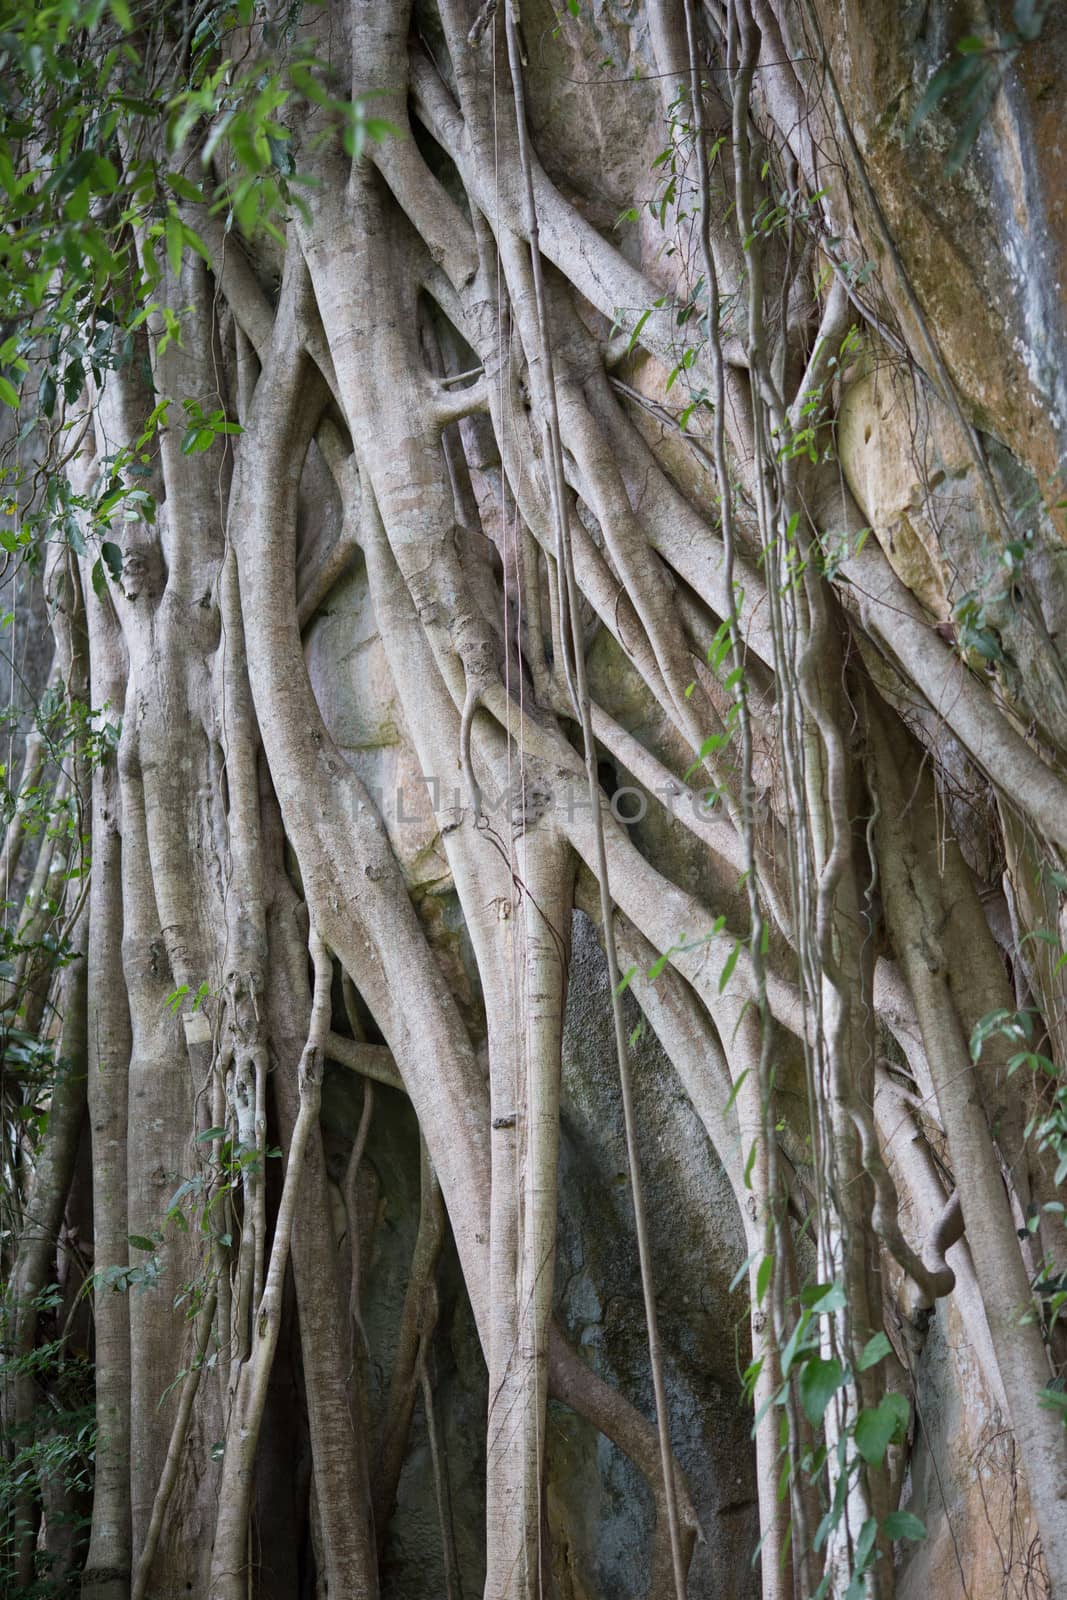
[907,1,1051,173]
[0,1287,94,1596]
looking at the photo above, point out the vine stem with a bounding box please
[131,1286,218,1600]
[502,6,688,1596]
[678,1,823,1588]
[207,931,329,1600]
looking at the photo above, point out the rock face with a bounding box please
[305,556,452,895]
[900,1300,1027,1600]
[809,0,1067,504]
[552,913,755,1600]
[820,4,1067,770]
[316,869,758,1597]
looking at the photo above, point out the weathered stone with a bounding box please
[838,352,962,622]
[899,1297,1040,1600]
[304,558,453,894]
[809,0,1067,514]
[551,912,757,1599]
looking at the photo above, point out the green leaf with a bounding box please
[854,1392,909,1466]
[751,1378,786,1438]
[182,426,216,455]
[1014,0,1048,39]
[626,307,652,355]
[360,114,400,146]
[166,172,206,204]
[267,131,295,175]
[798,1357,846,1427]
[1039,1382,1067,1419]
[857,1331,893,1371]
[109,0,133,28]
[181,223,211,264]
[166,1177,200,1215]
[63,515,86,555]
[800,1281,847,1314]
[165,213,184,279]
[90,559,106,601]
[779,1310,812,1377]
[648,949,672,981]
[196,1126,227,1142]
[719,939,741,993]
[844,1510,883,1600]
[755,1253,773,1305]
[945,66,1002,175]
[0,375,20,409]
[852,1516,878,1577]
[101,541,123,585]
[971,1007,1031,1061]
[128,1234,156,1252]
[63,360,85,406]
[724,1066,751,1114]
[882,1511,927,1542]
[907,54,984,139]
[730,1248,761,1293]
